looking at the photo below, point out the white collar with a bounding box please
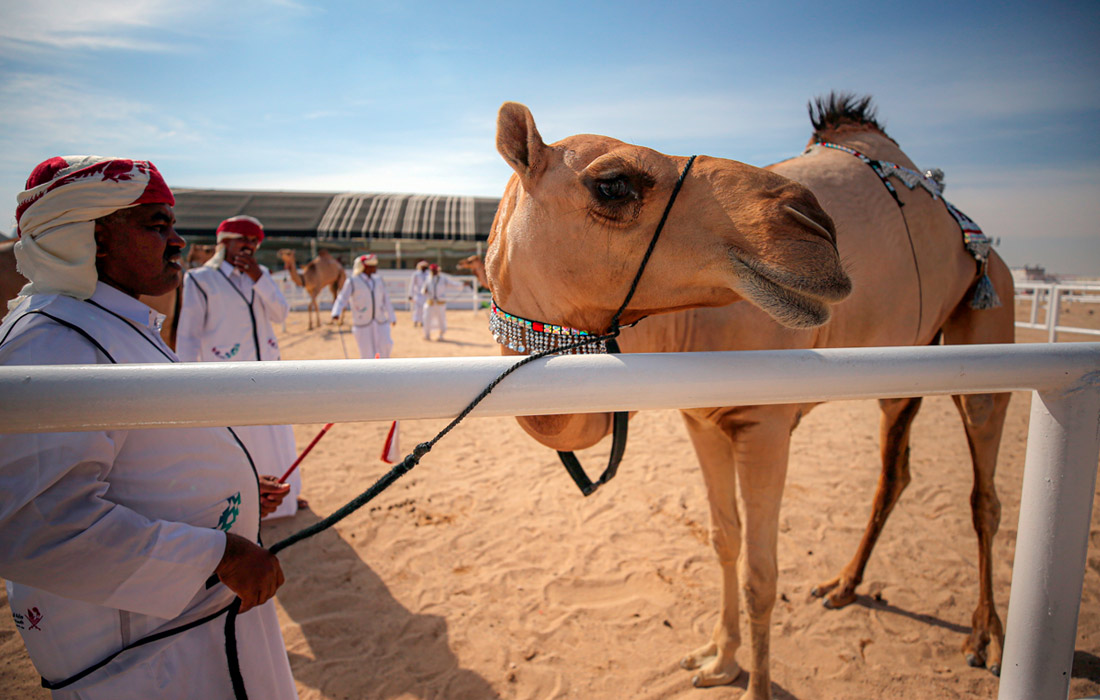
[91,282,166,330]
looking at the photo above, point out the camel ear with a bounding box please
[496,102,548,182]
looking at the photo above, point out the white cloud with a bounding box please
[0,73,201,159]
[179,144,513,199]
[0,0,205,55]
[524,89,804,149]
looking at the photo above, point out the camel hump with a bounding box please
[808,92,895,145]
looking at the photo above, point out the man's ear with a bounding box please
[496,102,548,185]
[92,221,109,258]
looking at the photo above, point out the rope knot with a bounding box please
[398,441,429,470]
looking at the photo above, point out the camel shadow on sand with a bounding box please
[262,510,501,700]
[851,594,971,635]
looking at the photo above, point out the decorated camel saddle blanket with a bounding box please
[810,142,1000,309]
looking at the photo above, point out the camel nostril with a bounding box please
[784,204,836,245]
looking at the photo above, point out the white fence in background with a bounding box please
[1,342,1097,700]
[273,269,485,314]
[1015,281,1100,342]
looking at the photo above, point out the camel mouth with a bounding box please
[726,247,850,328]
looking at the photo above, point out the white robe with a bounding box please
[420,274,464,339]
[176,263,300,519]
[406,269,429,324]
[331,273,395,359]
[0,284,296,699]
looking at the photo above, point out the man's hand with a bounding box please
[233,252,263,282]
[214,533,284,612]
[330,315,343,326]
[258,475,290,517]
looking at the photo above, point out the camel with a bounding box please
[484,95,1013,699]
[277,247,346,330]
[456,254,489,289]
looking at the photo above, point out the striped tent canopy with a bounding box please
[318,193,499,241]
[171,188,499,241]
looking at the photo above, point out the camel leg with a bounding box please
[949,390,1009,675]
[679,412,742,685]
[811,396,923,608]
[680,408,792,700]
[941,255,1014,676]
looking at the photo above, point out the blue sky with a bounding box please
[1,1,1097,275]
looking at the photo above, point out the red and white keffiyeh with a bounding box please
[10,156,174,309]
[215,215,264,244]
[352,253,377,276]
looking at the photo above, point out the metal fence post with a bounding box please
[1047,286,1062,343]
[998,380,1100,700]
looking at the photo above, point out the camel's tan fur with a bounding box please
[485,99,1013,698]
[277,248,346,330]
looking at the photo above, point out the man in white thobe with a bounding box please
[406,259,429,327]
[0,155,295,699]
[420,263,468,341]
[331,253,396,358]
[175,216,301,519]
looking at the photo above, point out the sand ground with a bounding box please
[2,305,1098,699]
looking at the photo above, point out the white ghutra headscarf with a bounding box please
[10,155,175,311]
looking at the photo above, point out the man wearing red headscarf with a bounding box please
[0,157,296,699]
[175,215,302,519]
[331,253,396,358]
[420,263,469,341]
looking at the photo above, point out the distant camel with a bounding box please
[456,255,489,289]
[278,248,346,330]
[186,244,216,268]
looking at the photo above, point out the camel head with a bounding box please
[486,102,851,333]
[186,243,216,268]
[456,255,481,271]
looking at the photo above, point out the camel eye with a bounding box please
[594,177,633,202]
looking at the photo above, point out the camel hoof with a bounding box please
[822,589,857,609]
[690,668,740,688]
[965,652,984,668]
[680,643,717,671]
[989,663,1000,677]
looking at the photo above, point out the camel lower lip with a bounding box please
[725,248,834,328]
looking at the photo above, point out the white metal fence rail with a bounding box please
[1015,281,1100,342]
[1,343,1098,700]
